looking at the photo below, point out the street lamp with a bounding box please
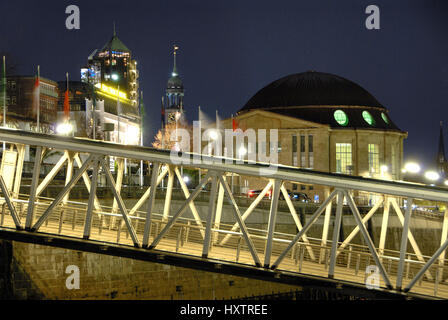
[238,146,247,158]
[126,125,140,145]
[209,129,219,141]
[424,170,440,181]
[56,122,73,135]
[403,162,421,174]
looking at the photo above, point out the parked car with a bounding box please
[247,189,309,202]
[290,192,311,202]
[280,190,311,202]
[247,189,272,199]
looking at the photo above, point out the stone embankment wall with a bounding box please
[2,241,297,300]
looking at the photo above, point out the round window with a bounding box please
[362,111,375,126]
[334,110,348,126]
[381,112,389,124]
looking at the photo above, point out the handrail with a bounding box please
[0,196,443,266]
[1,128,448,201]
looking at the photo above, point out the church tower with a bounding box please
[163,45,185,125]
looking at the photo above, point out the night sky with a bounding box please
[1,0,447,170]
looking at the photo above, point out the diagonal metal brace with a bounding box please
[99,158,140,247]
[31,154,95,232]
[0,175,21,229]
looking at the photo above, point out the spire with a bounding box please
[438,121,446,174]
[172,45,179,77]
[113,21,116,36]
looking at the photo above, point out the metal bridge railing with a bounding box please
[1,128,448,299]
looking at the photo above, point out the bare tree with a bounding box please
[152,122,192,151]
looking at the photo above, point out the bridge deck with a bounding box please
[1,201,446,300]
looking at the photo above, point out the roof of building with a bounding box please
[167,75,184,91]
[7,75,58,86]
[238,71,403,131]
[241,71,383,110]
[100,34,131,53]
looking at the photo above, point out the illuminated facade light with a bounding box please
[95,83,128,100]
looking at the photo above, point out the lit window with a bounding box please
[292,135,298,166]
[308,135,314,169]
[368,144,379,175]
[334,110,348,126]
[300,135,305,167]
[336,143,352,174]
[381,112,389,124]
[362,111,375,126]
[391,145,396,179]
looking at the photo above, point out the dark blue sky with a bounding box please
[1,0,447,170]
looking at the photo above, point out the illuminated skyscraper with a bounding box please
[81,27,139,107]
[78,26,141,146]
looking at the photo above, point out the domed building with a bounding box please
[222,71,407,202]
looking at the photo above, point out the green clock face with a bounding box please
[334,110,348,126]
[362,111,375,126]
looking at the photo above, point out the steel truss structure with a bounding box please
[0,128,448,298]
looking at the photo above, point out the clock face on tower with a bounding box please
[168,112,177,123]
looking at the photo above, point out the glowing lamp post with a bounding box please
[424,171,440,182]
[56,122,73,135]
[403,162,421,174]
[238,146,247,158]
[209,129,218,141]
